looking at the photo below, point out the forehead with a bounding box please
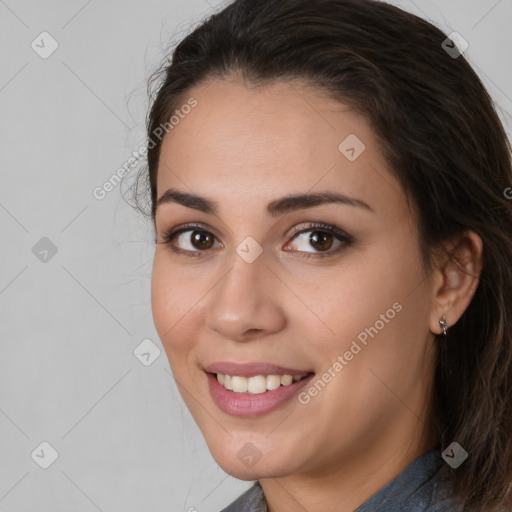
[161,77,369,159]
[156,77,405,218]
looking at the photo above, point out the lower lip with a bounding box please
[206,372,315,417]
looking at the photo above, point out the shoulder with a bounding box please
[424,465,463,511]
[396,456,463,512]
[219,482,267,512]
[355,449,463,512]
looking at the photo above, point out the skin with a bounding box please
[151,76,483,512]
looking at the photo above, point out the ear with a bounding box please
[428,230,483,335]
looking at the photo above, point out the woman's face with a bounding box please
[151,77,438,480]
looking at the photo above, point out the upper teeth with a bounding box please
[216,373,308,394]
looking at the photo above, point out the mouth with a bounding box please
[210,371,313,394]
[204,369,315,417]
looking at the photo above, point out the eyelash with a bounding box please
[158,222,354,259]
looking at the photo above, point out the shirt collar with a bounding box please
[354,448,447,511]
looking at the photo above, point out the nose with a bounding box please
[205,250,286,342]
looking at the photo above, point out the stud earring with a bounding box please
[439,315,448,336]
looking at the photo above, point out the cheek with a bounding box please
[315,263,407,338]
[312,237,429,373]
[150,254,198,357]
[310,249,432,407]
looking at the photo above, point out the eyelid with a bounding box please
[287,222,354,243]
[157,222,220,244]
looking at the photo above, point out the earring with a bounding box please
[439,315,448,336]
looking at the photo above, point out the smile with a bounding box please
[205,370,315,417]
[216,372,310,394]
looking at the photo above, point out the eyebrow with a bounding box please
[156,187,375,217]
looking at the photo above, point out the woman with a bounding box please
[134,0,512,510]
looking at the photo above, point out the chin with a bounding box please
[207,440,297,480]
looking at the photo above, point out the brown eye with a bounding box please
[176,230,218,251]
[308,231,334,252]
[159,224,223,258]
[189,231,215,250]
[161,222,352,259]
[287,227,347,255]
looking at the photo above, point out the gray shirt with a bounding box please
[220,448,461,511]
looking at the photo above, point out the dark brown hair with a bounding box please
[134,0,512,509]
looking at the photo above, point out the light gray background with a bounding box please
[0,1,511,511]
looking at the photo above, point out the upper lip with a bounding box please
[204,361,314,378]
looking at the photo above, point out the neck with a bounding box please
[259,420,438,512]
